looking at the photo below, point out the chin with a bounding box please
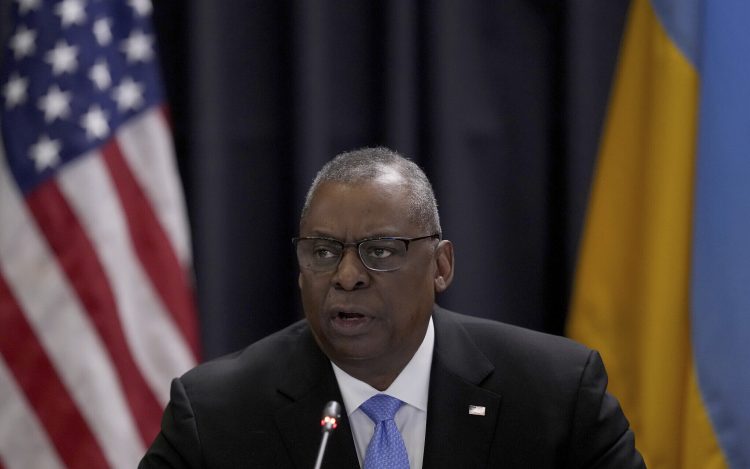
[328,341,384,363]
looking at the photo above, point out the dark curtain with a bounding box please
[146,0,631,360]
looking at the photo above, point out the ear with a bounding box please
[298,272,303,290]
[433,240,454,293]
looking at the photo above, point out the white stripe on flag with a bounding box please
[117,109,193,269]
[0,155,144,468]
[59,152,195,405]
[0,357,64,469]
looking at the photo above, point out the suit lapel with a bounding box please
[274,328,359,469]
[423,308,502,468]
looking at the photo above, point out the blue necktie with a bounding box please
[360,394,410,469]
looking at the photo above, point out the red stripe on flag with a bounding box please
[0,273,109,469]
[101,139,201,359]
[26,182,164,445]
[160,103,173,128]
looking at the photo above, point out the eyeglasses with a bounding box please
[292,234,441,272]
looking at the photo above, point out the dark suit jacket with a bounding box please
[140,307,645,468]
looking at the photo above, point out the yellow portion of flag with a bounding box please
[567,0,726,467]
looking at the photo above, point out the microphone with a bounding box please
[313,400,341,469]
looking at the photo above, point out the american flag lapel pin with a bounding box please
[468,405,486,416]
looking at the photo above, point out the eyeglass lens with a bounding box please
[295,238,409,272]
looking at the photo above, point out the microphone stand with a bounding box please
[314,401,341,469]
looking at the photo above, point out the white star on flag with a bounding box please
[112,77,145,111]
[93,17,113,46]
[9,25,37,59]
[89,60,112,90]
[80,104,110,139]
[55,0,88,28]
[128,0,152,17]
[38,84,73,122]
[121,30,154,63]
[16,0,41,15]
[45,40,79,75]
[2,73,29,109]
[28,134,62,171]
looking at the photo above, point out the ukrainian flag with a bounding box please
[568,0,750,468]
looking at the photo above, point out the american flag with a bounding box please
[0,0,200,467]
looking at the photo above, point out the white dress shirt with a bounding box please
[332,317,434,469]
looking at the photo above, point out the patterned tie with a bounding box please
[360,394,410,469]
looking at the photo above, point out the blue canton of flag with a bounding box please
[2,0,162,194]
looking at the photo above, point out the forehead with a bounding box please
[301,178,417,238]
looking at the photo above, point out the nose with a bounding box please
[332,247,369,290]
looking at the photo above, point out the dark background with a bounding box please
[2,1,631,360]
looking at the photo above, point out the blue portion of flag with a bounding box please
[1,0,162,194]
[692,2,750,468]
[650,0,701,67]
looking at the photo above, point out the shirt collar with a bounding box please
[332,316,434,415]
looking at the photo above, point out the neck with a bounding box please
[336,362,408,391]
[333,354,413,391]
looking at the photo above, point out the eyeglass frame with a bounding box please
[291,233,442,272]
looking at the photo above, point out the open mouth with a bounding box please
[329,308,373,334]
[337,311,365,320]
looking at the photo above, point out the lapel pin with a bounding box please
[468,405,486,416]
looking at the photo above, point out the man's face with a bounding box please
[298,177,451,384]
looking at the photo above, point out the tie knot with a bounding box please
[360,394,403,423]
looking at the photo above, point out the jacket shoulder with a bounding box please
[432,308,644,468]
[433,307,597,410]
[436,307,592,365]
[179,319,313,403]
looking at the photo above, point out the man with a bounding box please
[141,147,645,468]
